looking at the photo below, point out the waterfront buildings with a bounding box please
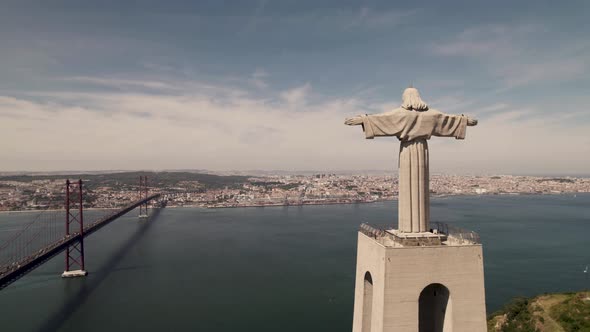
[1,174,589,211]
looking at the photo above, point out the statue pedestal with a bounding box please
[352,228,487,332]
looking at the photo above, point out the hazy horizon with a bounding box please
[1,168,588,178]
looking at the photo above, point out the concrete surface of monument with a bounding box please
[345,87,486,332]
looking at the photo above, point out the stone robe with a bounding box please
[359,108,467,233]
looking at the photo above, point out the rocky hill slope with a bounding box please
[488,291,590,332]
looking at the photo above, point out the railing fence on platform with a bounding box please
[431,221,481,244]
[359,222,481,246]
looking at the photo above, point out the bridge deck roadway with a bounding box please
[0,194,161,290]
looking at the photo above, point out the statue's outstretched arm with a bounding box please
[345,111,405,139]
[345,115,364,126]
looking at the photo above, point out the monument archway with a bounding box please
[419,283,452,332]
[362,272,373,332]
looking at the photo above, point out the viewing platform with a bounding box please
[359,222,481,247]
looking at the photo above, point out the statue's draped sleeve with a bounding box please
[432,111,467,140]
[360,111,406,139]
[360,109,468,140]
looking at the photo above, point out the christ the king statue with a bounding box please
[345,87,478,233]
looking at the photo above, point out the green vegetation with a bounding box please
[551,292,590,331]
[487,297,538,332]
[488,291,590,332]
[248,181,301,191]
[277,183,301,190]
[0,171,250,190]
[536,178,575,183]
[250,181,282,186]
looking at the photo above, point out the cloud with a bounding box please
[0,80,373,171]
[62,77,175,90]
[242,0,269,33]
[245,6,417,39]
[494,57,587,88]
[1,74,589,175]
[280,83,311,105]
[431,24,536,57]
[250,68,269,89]
[346,7,418,29]
[431,23,590,89]
[430,108,590,175]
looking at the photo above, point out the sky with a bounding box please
[1,0,589,175]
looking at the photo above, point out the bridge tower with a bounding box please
[61,179,88,278]
[139,175,148,218]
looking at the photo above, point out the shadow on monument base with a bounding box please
[419,283,452,332]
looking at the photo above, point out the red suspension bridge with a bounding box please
[0,177,162,290]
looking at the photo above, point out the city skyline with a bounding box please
[1,1,589,174]
[2,172,588,212]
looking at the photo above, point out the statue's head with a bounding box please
[401,87,428,111]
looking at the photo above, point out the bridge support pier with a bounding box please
[62,179,87,278]
[62,270,88,278]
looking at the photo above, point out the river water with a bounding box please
[0,194,589,331]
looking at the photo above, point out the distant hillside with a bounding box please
[0,171,250,190]
[488,291,590,332]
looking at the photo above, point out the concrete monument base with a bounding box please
[352,229,487,332]
[61,270,88,278]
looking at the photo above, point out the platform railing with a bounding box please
[431,221,481,245]
[359,222,481,246]
[359,223,387,239]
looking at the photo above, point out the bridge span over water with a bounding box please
[0,177,162,290]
